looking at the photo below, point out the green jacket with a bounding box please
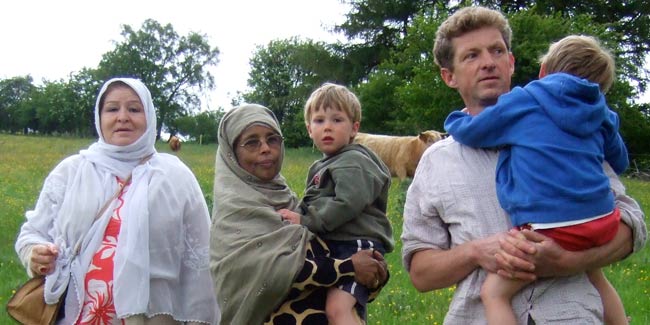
[299,144,394,252]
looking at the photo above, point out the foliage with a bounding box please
[32,80,82,135]
[484,0,650,94]
[355,11,461,134]
[0,75,96,136]
[243,38,348,147]
[65,68,105,137]
[336,0,452,80]
[97,19,220,139]
[351,4,650,150]
[281,110,311,149]
[245,38,312,126]
[0,76,36,133]
[340,0,650,96]
[618,104,650,155]
[172,109,225,144]
[354,71,403,133]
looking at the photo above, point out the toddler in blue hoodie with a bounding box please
[445,35,628,325]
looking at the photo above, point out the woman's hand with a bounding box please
[351,249,388,288]
[30,243,58,276]
[277,208,301,224]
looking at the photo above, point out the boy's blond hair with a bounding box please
[304,82,362,125]
[433,6,512,71]
[541,35,616,93]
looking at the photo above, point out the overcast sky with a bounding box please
[2,1,648,108]
[1,0,350,110]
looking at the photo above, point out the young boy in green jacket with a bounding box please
[278,82,394,324]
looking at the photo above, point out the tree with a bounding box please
[194,110,223,143]
[336,0,448,80]
[243,38,347,147]
[97,19,220,139]
[483,0,650,93]
[29,78,99,136]
[0,76,35,133]
[12,74,100,136]
[356,11,460,134]
[338,1,648,91]
[32,80,69,134]
[172,109,224,144]
[356,7,648,138]
[66,68,105,137]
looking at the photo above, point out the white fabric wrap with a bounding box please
[113,162,155,316]
[42,158,115,304]
[15,77,219,323]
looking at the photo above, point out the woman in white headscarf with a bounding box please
[15,77,220,324]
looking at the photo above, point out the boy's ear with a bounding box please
[539,63,547,79]
[306,123,314,139]
[350,121,360,142]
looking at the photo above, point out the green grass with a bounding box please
[1,134,648,324]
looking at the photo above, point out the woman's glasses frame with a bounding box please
[239,134,284,152]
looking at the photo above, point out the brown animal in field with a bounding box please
[354,130,446,180]
[169,135,181,152]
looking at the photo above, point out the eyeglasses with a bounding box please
[239,134,284,152]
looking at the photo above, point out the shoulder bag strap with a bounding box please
[72,154,153,256]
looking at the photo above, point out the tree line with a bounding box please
[2,0,649,158]
[0,19,222,143]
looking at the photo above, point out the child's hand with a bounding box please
[277,208,301,224]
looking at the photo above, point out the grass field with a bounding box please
[1,134,648,324]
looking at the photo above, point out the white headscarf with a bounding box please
[44,78,158,316]
[83,77,157,177]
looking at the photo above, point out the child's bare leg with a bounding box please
[481,272,528,325]
[326,287,360,325]
[588,268,628,325]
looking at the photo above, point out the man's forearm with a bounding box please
[605,161,647,252]
[568,222,632,273]
[409,243,478,292]
[534,223,633,277]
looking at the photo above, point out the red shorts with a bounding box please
[519,208,621,251]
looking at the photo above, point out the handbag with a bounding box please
[6,276,61,325]
[6,155,150,324]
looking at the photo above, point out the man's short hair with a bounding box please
[540,35,616,93]
[433,6,512,71]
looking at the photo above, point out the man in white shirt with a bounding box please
[401,6,647,324]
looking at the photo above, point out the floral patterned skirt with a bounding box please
[77,181,128,325]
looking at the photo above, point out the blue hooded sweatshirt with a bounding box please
[444,73,629,227]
